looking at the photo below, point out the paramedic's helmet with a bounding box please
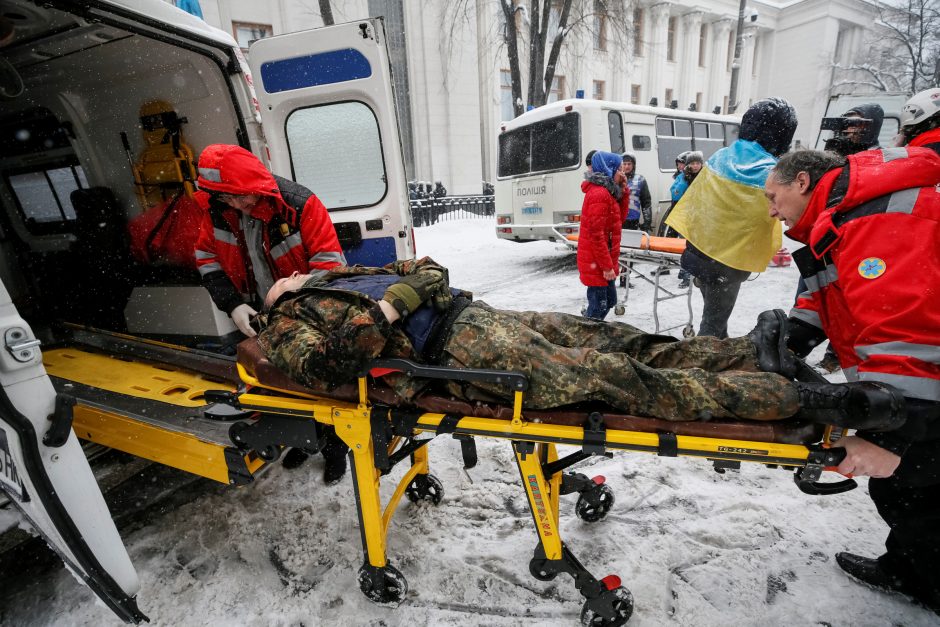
[898,88,940,144]
[739,97,798,157]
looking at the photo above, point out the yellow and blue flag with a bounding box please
[665,139,782,273]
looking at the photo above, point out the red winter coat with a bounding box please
[908,126,940,154]
[577,180,629,286]
[788,147,940,404]
[193,144,345,313]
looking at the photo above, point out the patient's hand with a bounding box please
[832,436,901,478]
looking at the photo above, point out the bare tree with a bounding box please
[834,0,940,93]
[500,0,634,117]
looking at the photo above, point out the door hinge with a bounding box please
[4,328,41,363]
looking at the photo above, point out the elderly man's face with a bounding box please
[765,172,812,228]
[265,272,313,308]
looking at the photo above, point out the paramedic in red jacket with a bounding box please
[578,151,629,320]
[764,147,940,614]
[897,88,940,155]
[194,144,346,337]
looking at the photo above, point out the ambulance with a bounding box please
[0,0,412,620]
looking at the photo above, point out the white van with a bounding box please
[0,1,412,621]
[494,99,741,241]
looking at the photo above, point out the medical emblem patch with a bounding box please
[858,257,886,279]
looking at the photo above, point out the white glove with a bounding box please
[231,303,258,337]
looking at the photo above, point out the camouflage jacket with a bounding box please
[257,257,468,400]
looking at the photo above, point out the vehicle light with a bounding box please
[497,216,511,224]
[498,227,513,234]
[564,227,575,234]
[565,214,580,223]
[564,105,573,112]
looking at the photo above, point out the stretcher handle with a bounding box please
[365,358,529,391]
[794,447,857,496]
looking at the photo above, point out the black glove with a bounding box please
[748,309,798,378]
[382,271,448,317]
[786,316,828,359]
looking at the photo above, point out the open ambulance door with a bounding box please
[0,281,145,623]
[247,18,414,265]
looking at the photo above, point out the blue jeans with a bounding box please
[585,281,617,320]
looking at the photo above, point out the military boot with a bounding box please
[747,309,797,378]
[795,381,906,431]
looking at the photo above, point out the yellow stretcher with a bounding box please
[561,230,694,336]
[46,330,860,626]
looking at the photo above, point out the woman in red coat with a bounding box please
[578,151,629,319]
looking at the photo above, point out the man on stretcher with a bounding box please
[257,257,902,427]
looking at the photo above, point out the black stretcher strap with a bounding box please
[582,412,607,455]
[435,413,462,434]
[657,431,678,457]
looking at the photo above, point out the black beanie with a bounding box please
[739,97,798,157]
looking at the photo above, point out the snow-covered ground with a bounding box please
[5,218,936,626]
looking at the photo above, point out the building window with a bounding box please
[232,22,273,52]
[664,88,674,108]
[630,84,641,105]
[593,80,605,100]
[695,92,703,112]
[593,0,607,51]
[666,16,677,62]
[698,23,708,67]
[633,8,644,57]
[547,75,565,102]
[500,70,515,120]
[726,29,735,71]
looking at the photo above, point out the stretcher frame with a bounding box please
[558,228,694,336]
[222,357,850,625]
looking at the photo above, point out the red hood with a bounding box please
[581,180,593,193]
[787,147,940,246]
[909,127,940,150]
[196,144,280,197]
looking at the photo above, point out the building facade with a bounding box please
[185,0,884,195]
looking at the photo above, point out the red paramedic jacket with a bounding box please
[788,147,940,413]
[194,144,345,314]
[577,180,630,287]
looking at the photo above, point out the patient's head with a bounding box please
[265,272,314,309]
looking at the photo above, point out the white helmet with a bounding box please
[900,88,940,130]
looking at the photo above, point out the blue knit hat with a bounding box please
[590,151,622,179]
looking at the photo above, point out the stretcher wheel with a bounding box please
[575,484,614,522]
[358,563,408,605]
[681,324,695,338]
[529,557,559,581]
[580,587,634,627]
[405,474,444,505]
[614,305,625,316]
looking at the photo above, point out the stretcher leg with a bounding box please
[334,406,409,604]
[515,442,634,626]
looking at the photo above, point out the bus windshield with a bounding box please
[498,112,580,178]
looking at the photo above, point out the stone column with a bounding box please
[680,12,703,110]
[644,3,672,106]
[709,19,734,113]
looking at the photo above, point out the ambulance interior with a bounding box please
[0,1,255,349]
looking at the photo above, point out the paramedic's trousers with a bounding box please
[440,303,799,421]
[870,434,940,611]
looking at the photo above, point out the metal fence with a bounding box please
[410,195,495,226]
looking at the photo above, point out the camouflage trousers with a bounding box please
[439,302,799,421]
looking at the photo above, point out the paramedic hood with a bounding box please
[194,144,345,314]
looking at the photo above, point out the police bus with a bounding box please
[495,99,741,241]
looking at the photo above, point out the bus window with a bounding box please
[498,111,579,177]
[656,116,693,170]
[286,101,387,210]
[694,121,723,158]
[632,135,651,150]
[725,123,740,144]
[608,111,624,154]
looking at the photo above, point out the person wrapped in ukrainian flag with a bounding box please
[666,97,798,339]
